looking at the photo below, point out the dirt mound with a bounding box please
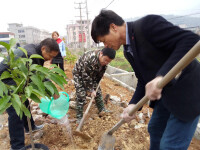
[0,62,199,150]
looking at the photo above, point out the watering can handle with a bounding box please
[108,40,200,135]
[59,91,69,102]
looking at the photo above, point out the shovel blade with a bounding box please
[98,133,115,150]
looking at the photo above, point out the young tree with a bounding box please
[0,39,68,149]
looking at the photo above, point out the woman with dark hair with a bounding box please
[51,31,66,71]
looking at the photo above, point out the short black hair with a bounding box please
[101,48,116,59]
[40,38,59,52]
[91,9,124,43]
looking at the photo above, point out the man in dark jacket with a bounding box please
[1,38,60,150]
[91,10,200,150]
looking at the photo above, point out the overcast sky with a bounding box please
[1,0,200,36]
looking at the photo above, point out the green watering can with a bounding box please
[39,91,69,119]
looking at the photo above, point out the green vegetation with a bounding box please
[0,38,67,116]
[110,47,133,72]
[64,48,77,64]
[0,39,67,148]
[197,57,200,62]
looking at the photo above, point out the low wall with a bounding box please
[105,65,138,92]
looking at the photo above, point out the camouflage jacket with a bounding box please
[72,50,107,91]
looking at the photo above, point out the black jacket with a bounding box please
[0,44,44,85]
[124,15,200,122]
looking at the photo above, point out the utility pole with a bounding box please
[85,0,91,50]
[75,2,85,52]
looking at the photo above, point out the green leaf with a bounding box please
[0,103,12,114]
[30,54,44,59]
[1,71,11,80]
[13,79,26,94]
[0,96,10,110]
[21,104,31,118]
[19,110,23,120]
[0,41,10,50]
[34,66,49,75]
[18,47,28,57]
[49,64,58,68]
[11,94,22,116]
[21,95,27,103]
[50,67,67,78]
[30,75,45,93]
[44,81,54,95]
[32,89,45,98]
[30,93,41,103]
[0,81,8,96]
[25,86,33,97]
[48,73,67,89]
[18,63,28,78]
[29,64,40,71]
[9,38,17,48]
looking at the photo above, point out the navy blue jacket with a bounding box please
[124,15,200,122]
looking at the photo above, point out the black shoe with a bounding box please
[25,124,44,134]
[10,147,24,150]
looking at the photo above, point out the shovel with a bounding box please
[98,41,200,150]
[74,82,101,140]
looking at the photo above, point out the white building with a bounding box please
[66,20,95,49]
[8,23,51,45]
[0,32,15,52]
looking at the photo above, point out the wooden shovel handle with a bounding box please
[108,41,200,135]
[76,82,101,132]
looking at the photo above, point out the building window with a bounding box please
[19,35,25,38]
[18,30,25,33]
[0,34,9,38]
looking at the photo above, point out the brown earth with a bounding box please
[0,62,200,150]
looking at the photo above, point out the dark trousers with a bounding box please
[7,100,35,149]
[148,100,199,150]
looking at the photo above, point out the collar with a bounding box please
[126,22,131,45]
[56,38,62,44]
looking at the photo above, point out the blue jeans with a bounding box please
[148,100,199,150]
[6,100,35,149]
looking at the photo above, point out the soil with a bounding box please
[0,62,200,150]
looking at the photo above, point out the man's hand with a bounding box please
[53,94,60,100]
[87,90,96,97]
[91,90,96,97]
[121,104,136,122]
[145,76,163,101]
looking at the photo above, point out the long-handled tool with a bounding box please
[98,41,200,150]
[74,82,101,140]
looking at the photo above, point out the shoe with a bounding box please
[25,124,44,134]
[76,118,81,124]
[10,147,24,150]
[99,108,111,113]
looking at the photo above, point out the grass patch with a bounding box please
[110,47,133,72]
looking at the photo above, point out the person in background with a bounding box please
[91,9,200,150]
[72,48,116,123]
[51,31,66,71]
[1,38,60,150]
[15,43,20,49]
